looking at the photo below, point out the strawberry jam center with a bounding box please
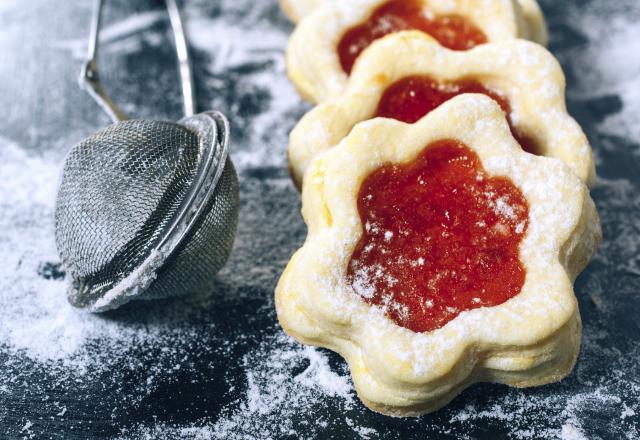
[337,0,487,74]
[376,75,540,155]
[347,140,529,333]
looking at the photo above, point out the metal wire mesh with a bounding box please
[141,157,239,300]
[55,118,238,311]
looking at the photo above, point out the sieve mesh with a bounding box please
[55,115,238,311]
[141,157,239,300]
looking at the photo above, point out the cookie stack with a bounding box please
[276,0,601,417]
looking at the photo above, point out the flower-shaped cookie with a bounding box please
[280,0,322,22]
[288,32,595,188]
[276,94,601,416]
[286,0,548,103]
[281,0,547,46]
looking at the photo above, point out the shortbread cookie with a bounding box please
[281,0,547,46]
[286,0,548,102]
[280,0,323,23]
[518,0,548,45]
[276,94,601,416]
[288,32,595,188]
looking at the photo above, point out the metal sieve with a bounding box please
[54,0,239,312]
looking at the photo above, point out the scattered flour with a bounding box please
[183,1,307,171]
[52,10,166,60]
[209,335,354,439]
[561,4,640,144]
[117,332,359,440]
[561,423,587,440]
[0,0,639,438]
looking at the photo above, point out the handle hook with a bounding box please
[80,0,196,122]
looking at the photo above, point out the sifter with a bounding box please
[55,0,239,312]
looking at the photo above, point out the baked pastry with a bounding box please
[518,0,548,46]
[286,0,548,102]
[288,31,595,188]
[276,94,601,416]
[280,0,322,23]
[281,0,547,46]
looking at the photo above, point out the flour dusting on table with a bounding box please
[0,0,639,438]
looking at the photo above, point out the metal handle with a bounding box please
[166,0,196,118]
[80,0,196,123]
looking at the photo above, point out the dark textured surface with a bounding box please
[0,0,638,439]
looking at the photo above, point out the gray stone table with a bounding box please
[0,0,638,438]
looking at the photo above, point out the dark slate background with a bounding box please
[0,0,638,439]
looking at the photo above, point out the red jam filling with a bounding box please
[376,75,540,155]
[347,140,529,333]
[337,0,487,74]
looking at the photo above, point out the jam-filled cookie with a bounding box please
[280,0,322,23]
[276,95,601,416]
[288,32,595,188]
[286,0,548,103]
[281,0,547,46]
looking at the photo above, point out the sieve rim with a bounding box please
[159,111,230,251]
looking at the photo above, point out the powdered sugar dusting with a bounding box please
[560,3,640,144]
[116,331,362,440]
[210,334,354,439]
[561,424,587,440]
[1,0,639,438]
[183,2,307,171]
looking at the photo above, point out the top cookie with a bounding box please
[281,0,547,46]
[286,0,548,102]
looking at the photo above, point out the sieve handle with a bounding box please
[80,0,128,122]
[166,0,196,118]
[80,0,196,123]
